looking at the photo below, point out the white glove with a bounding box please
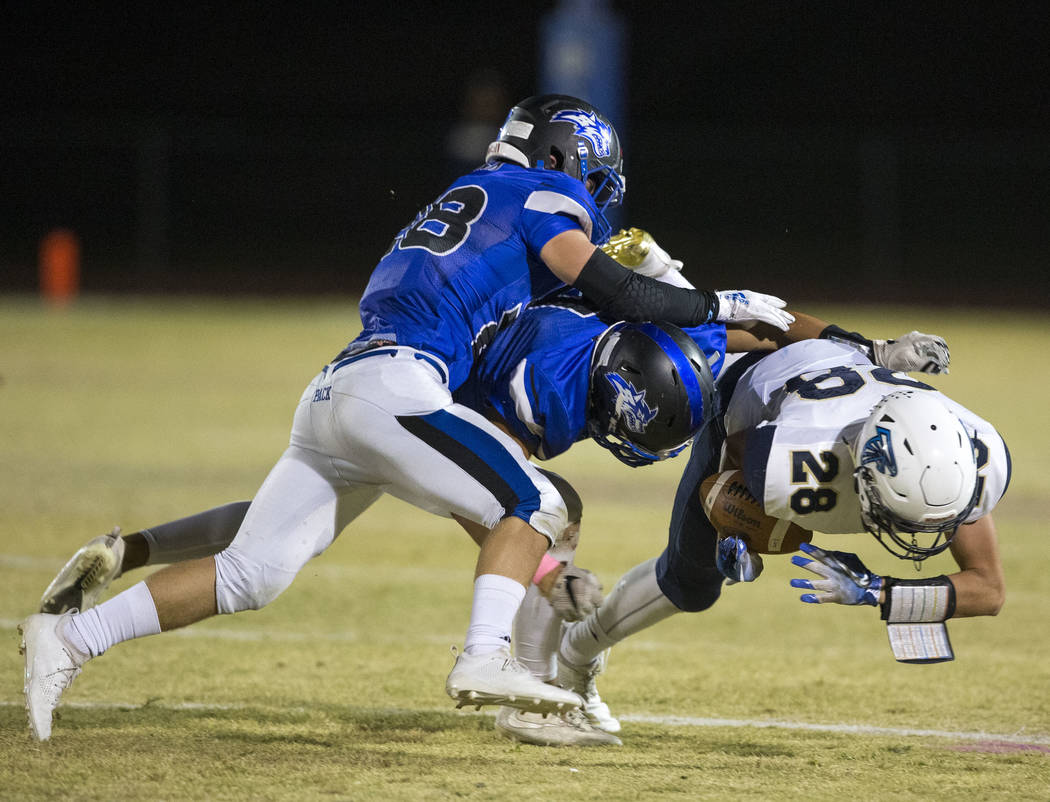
[715,290,795,331]
[546,564,603,622]
[872,331,950,374]
[789,543,882,606]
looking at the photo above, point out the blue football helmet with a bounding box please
[486,94,625,243]
[587,322,716,467]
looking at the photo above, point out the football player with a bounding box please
[555,337,1009,738]
[32,293,725,747]
[23,91,806,740]
[31,227,950,746]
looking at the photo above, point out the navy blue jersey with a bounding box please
[457,290,727,460]
[347,162,604,390]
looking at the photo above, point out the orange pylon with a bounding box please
[39,229,80,306]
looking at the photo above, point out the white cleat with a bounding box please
[495,705,622,747]
[557,648,621,733]
[19,612,89,741]
[446,647,583,715]
[39,527,125,614]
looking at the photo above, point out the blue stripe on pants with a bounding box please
[395,408,542,524]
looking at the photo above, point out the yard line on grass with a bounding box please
[0,699,1046,747]
[618,714,1050,746]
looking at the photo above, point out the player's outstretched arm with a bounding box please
[725,310,831,353]
[945,515,1005,617]
[539,229,793,331]
[789,516,1005,619]
[820,324,950,374]
[726,312,950,374]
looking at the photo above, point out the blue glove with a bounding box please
[716,535,764,584]
[789,542,883,605]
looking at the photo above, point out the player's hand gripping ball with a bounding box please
[699,470,812,554]
[716,535,765,583]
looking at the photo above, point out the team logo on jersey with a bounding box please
[860,425,897,476]
[551,109,614,158]
[606,373,657,433]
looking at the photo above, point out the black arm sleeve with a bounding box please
[819,324,874,359]
[572,247,718,327]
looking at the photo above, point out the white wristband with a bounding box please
[886,623,955,663]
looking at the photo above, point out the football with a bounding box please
[699,470,811,554]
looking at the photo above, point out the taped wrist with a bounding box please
[574,247,717,326]
[880,576,957,622]
[820,324,874,360]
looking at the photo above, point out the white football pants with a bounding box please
[214,346,568,613]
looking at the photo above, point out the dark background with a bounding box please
[3,1,1048,305]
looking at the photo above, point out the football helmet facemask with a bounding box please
[587,322,716,467]
[486,94,625,243]
[852,390,980,562]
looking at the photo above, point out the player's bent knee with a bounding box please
[213,547,296,613]
[656,556,724,613]
[535,468,582,525]
[673,579,723,613]
[510,482,569,548]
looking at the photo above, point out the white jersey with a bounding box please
[722,340,1010,534]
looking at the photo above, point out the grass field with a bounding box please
[2,295,1048,800]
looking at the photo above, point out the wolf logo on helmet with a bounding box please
[605,373,658,434]
[484,94,625,243]
[550,109,615,158]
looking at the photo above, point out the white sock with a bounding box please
[464,574,526,656]
[63,581,162,658]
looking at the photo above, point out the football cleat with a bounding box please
[446,647,583,715]
[20,612,89,741]
[495,705,622,747]
[40,527,125,614]
[557,648,621,733]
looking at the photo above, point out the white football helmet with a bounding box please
[852,390,979,561]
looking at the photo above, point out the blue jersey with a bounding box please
[457,290,727,460]
[347,162,605,390]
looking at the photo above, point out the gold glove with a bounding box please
[600,227,655,269]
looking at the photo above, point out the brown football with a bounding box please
[698,470,812,554]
